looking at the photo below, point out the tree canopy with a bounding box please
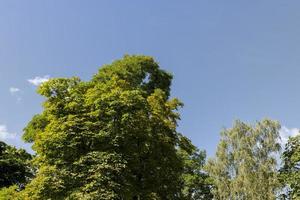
[16,55,211,200]
[280,134,300,199]
[0,141,33,189]
[1,55,299,200]
[178,143,213,200]
[206,119,281,200]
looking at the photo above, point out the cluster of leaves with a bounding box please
[178,140,213,200]
[0,141,33,189]
[280,135,300,199]
[0,141,33,200]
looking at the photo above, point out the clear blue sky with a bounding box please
[1,1,300,156]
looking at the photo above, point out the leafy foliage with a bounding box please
[0,141,33,189]
[0,185,22,200]
[178,136,213,200]
[19,55,206,199]
[3,55,296,200]
[280,134,300,199]
[205,119,281,200]
[23,114,48,143]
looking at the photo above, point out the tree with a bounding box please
[205,119,281,200]
[0,141,33,189]
[21,55,201,199]
[178,136,213,200]
[280,134,300,199]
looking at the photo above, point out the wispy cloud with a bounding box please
[0,125,16,140]
[28,75,50,86]
[279,126,299,147]
[9,87,22,102]
[9,87,20,94]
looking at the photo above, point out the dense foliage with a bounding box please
[0,141,33,189]
[178,143,213,200]
[206,119,281,200]
[3,55,300,200]
[280,135,300,199]
[15,55,211,199]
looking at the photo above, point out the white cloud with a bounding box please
[279,126,299,147]
[0,125,16,140]
[9,87,22,102]
[9,87,20,94]
[28,75,50,86]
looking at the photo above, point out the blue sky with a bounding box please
[1,1,300,156]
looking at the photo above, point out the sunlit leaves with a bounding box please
[20,55,199,199]
[206,119,281,200]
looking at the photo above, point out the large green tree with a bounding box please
[0,141,33,189]
[205,119,281,200]
[19,55,205,199]
[280,134,300,199]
